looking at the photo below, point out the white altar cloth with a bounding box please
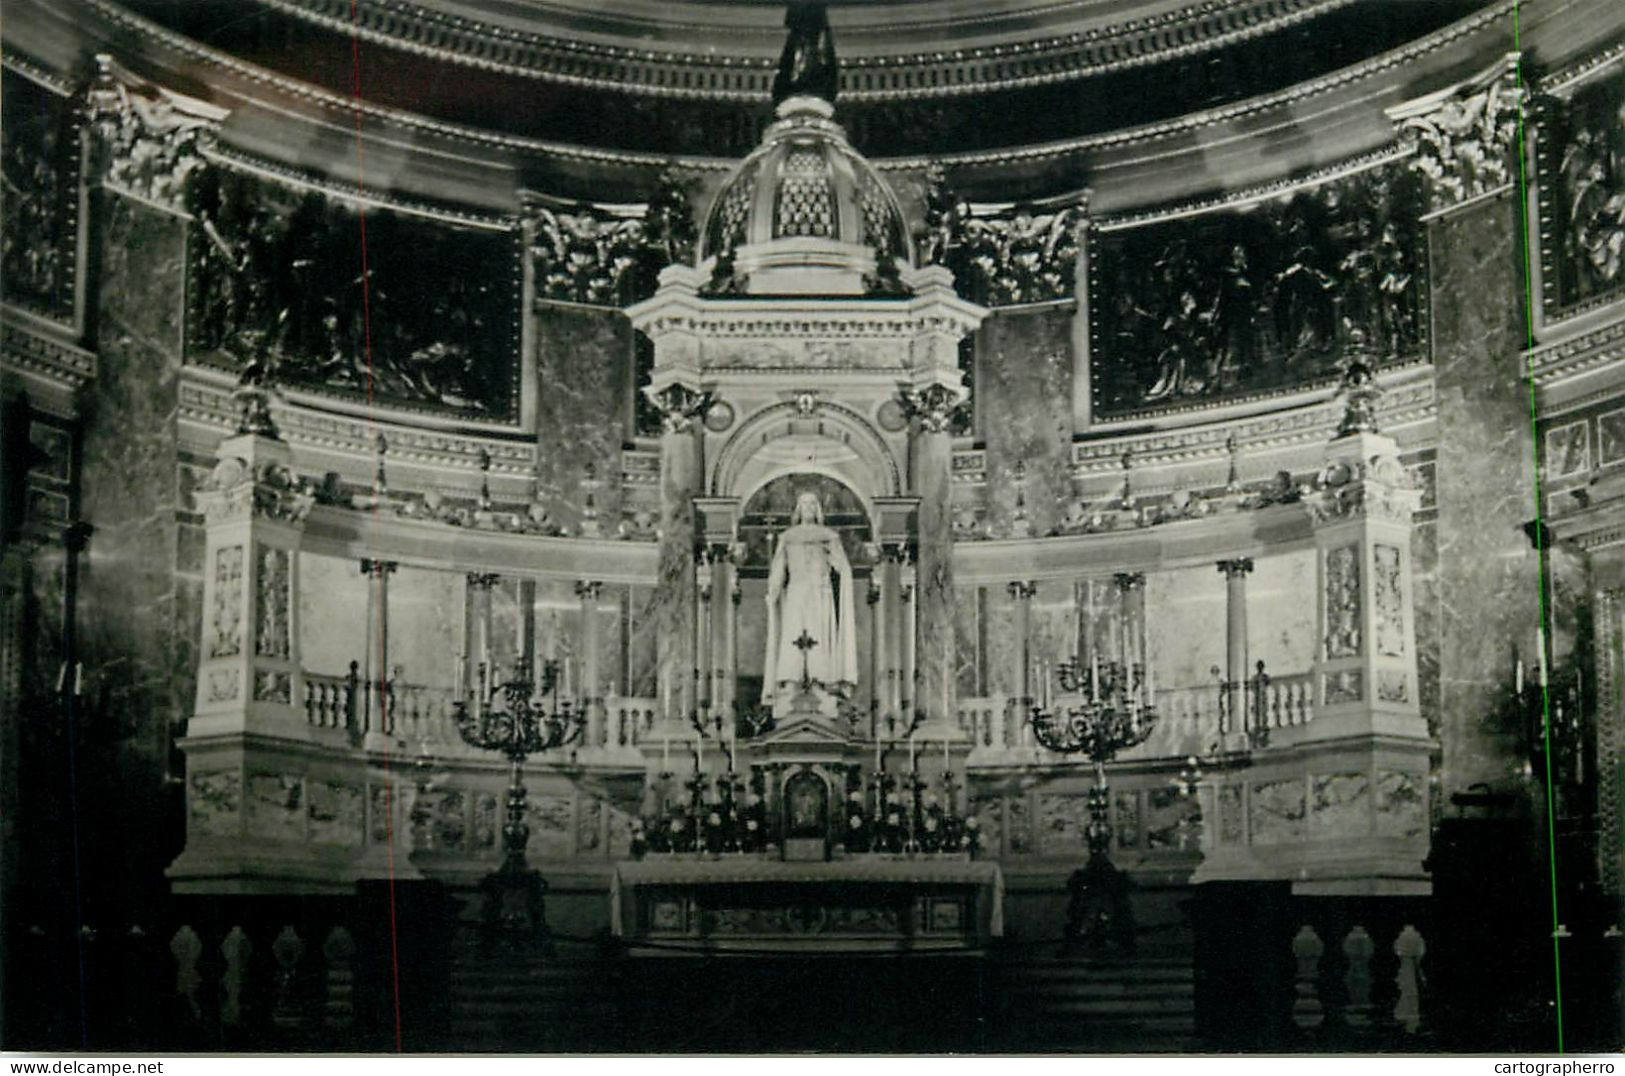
[610,856,1004,938]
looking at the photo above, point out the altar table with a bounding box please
[610,856,1004,953]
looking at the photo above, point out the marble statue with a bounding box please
[763,491,858,710]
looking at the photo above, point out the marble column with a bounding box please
[359,558,397,740]
[577,580,603,745]
[1218,558,1254,737]
[726,558,741,719]
[695,554,713,714]
[911,407,957,729]
[867,579,883,735]
[466,573,499,699]
[901,557,918,718]
[880,546,902,722]
[651,393,705,722]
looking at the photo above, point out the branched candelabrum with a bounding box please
[451,658,583,947]
[1033,652,1158,953]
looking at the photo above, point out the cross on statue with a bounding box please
[793,630,818,689]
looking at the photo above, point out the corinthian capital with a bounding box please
[84,54,228,211]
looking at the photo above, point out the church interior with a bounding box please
[2,0,1623,1055]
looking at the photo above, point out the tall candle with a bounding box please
[908,732,916,772]
[1515,658,1524,695]
[455,652,465,698]
[1536,627,1549,686]
[942,737,950,769]
[696,735,703,773]
[662,737,670,769]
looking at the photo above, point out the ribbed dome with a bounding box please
[699,96,913,294]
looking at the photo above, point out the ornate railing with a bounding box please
[302,668,654,756]
[956,673,1314,763]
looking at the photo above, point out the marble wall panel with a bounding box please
[606,801,636,857]
[1006,796,1032,855]
[977,307,1075,538]
[1249,549,1318,674]
[472,793,500,853]
[298,554,369,678]
[1145,786,1201,850]
[528,793,575,857]
[970,796,1003,855]
[1218,783,1245,845]
[954,587,980,697]
[188,770,241,838]
[245,772,305,841]
[389,566,463,688]
[1309,772,1371,840]
[1114,790,1142,850]
[627,584,660,698]
[984,587,1020,699]
[1249,778,1306,846]
[1374,771,1426,841]
[534,305,630,530]
[1431,195,1541,795]
[1038,793,1089,856]
[307,781,364,846]
[432,790,468,853]
[1147,565,1226,692]
[577,796,603,853]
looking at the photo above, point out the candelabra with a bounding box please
[451,658,583,948]
[1031,573,1158,952]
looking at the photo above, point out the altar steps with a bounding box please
[991,956,1198,1052]
[444,942,624,1052]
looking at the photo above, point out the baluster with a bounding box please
[1393,925,1426,1033]
[220,926,252,1029]
[321,927,355,1035]
[170,925,203,1025]
[1292,925,1324,1031]
[1343,925,1374,1029]
[270,926,306,1036]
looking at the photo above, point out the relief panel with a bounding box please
[1092,164,1424,416]
[187,167,521,419]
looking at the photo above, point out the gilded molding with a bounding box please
[0,314,96,387]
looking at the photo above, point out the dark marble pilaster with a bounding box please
[77,194,188,912]
[1431,193,1540,798]
[533,305,630,531]
[656,426,701,719]
[913,427,955,725]
[978,306,1075,537]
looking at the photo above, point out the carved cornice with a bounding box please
[1077,367,1436,471]
[251,0,1357,104]
[1527,317,1625,391]
[0,314,96,388]
[1389,54,1519,215]
[177,376,535,476]
[201,142,516,231]
[1093,147,1412,231]
[888,2,1516,171]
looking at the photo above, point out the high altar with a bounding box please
[159,3,1436,954]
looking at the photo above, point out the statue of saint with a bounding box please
[763,491,858,710]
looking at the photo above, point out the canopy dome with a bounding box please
[699,96,913,294]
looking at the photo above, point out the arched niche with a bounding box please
[737,472,873,575]
[710,400,902,507]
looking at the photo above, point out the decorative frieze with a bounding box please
[1324,545,1362,659]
